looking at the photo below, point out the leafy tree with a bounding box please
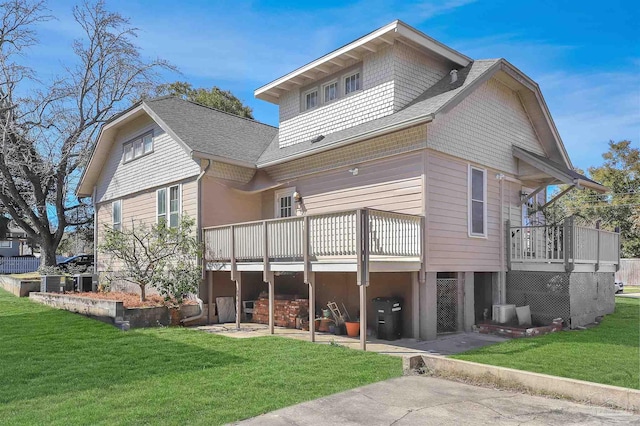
[99,215,201,302]
[547,140,639,257]
[156,82,254,118]
[0,0,173,266]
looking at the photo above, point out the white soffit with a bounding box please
[254,20,471,104]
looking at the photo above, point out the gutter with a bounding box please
[190,151,256,169]
[257,114,434,168]
[181,159,212,326]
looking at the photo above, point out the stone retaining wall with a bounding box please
[0,275,41,297]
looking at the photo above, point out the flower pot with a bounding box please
[345,321,360,337]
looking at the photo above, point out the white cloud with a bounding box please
[415,0,478,20]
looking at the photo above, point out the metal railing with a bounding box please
[203,208,423,264]
[507,217,620,271]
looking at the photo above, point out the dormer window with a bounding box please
[323,81,338,102]
[344,72,361,94]
[123,130,153,163]
[304,89,318,110]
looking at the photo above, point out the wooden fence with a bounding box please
[616,259,640,286]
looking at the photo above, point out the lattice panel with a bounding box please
[507,272,570,325]
[437,278,458,333]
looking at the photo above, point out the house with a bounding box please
[0,219,34,257]
[77,20,620,349]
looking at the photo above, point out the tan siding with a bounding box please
[200,177,263,227]
[428,77,546,175]
[96,178,198,274]
[274,152,425,217]
[426,151,503,272]
[96,114,200,203]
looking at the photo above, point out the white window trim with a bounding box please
[303,88,319,111]
[0,241,12,248]
[274,187,296,218]
[112,199,122,231]
[123,130,154,164]
[168,184,182,228]
[342,70,362,96]
[156,188,167,224]
[322,79,339,103]
[468,165,487,238]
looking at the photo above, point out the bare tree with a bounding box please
[0,0,174,266]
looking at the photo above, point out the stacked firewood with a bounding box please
[253,297,309,328]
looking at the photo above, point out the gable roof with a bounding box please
[76,97,277,196]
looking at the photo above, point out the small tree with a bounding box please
[99,215,201,302]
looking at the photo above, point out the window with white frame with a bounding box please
[157,188,167,224]
[112,200,122,231]
[344,72,361,94]
[304,89,318,110]
[274,187,295,218]
[156,185,180,228]
[323,80,338,102]
[123,131,153,163]
[0,241,12,248]
[468,166,487,237]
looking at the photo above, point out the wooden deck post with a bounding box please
[265,271,275,334]
[234,272,242,329]
[356,209,370,351]
[307,272,315,342]
[207,271,214,324]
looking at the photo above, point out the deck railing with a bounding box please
[508,217,620,271]
[203,208,423,264]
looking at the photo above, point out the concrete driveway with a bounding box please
[235,376,639,425]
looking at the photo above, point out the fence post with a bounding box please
[563,216,575,272]
[595,221,600,271]
[615,226,621,272]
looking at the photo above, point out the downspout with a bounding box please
[181,159,212,325]
[495,174,521,304]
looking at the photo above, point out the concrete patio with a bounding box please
[195,323,507,357]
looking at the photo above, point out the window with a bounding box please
[123,130,153,163]
[304,89,318,110]
[156,185,180,228]
[169,185,180,228]
[323,81,338,102]
[0,241,12,248]
[157,188,167,224]
[112,200,122,231]
[274,187,295,218]
[468,166,487,237]
[344,72,361,94]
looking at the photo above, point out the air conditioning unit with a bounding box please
[492,304,516,324]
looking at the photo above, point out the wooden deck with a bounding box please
[507,217,620,273]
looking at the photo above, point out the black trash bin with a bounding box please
[372,297,403,340]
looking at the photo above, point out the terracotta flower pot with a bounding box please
[345,321,360,337]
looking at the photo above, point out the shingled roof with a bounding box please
[144,96,278,165]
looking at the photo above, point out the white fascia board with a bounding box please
[255,21,399,101]
[394,22,471,67]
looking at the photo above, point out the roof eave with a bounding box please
[191,150,257,169]
[257,113,434,168]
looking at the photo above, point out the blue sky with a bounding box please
[30,0,639,171]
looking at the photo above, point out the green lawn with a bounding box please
[623,285,640,294]
[453,298,640,389]
[0,289,401,425]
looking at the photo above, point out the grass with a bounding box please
[9,272,41,280]
[623,285,640,294]
[453,298,640,389]
[0,289,401,425]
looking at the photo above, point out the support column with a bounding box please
[456,272,465,331]
[463,272,475,332]
[359,283,367,351]
[234,272,242,329]
[420,272,437,340]
[207,271,214,324]
[411,271,420,339]
[307,272,315,342]
[264,271,275,335]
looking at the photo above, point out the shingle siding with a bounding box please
[427,77,546,175]
[95,115,200,203]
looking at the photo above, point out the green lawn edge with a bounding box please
[452,298,640,390]
[0,289,402,425]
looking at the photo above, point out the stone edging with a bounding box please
[403,354,639,412]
